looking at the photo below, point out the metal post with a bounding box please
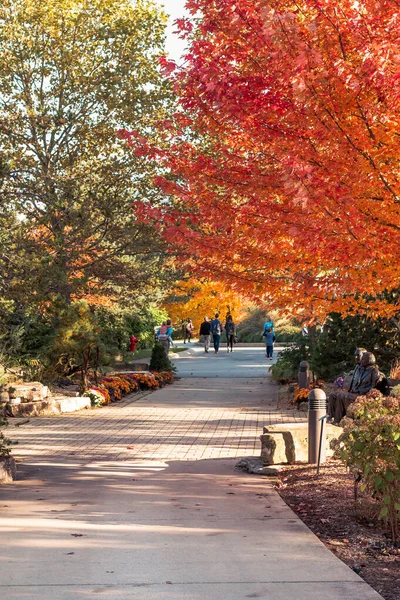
[317,415,328,475]
[308,389,327,464]
[298,360,309,389]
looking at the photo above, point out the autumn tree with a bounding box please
[0,0,173,309]
[163,279,251,331]
[128,0,400,320]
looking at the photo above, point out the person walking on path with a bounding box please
[210,313,223,353]
[166,319,174,351]
[184,318,193,344]
[263,327,275,359]
[263,316,274,332]
[225,315,236,353]
[199,316,211,353]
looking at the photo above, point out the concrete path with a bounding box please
[0,349,384,600]
[173,343,279,378]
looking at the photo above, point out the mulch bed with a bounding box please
[275,459,400,600]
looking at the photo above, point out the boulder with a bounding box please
[260,422,341,465]
[7,400,60,418]
[9,382,46,401]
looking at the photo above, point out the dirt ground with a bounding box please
[275,459,400,600]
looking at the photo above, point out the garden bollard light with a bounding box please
[308,388,327,464]
[298,360,309,389]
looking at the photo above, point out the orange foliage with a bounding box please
[164,279,252,331]
[123,0,400,319]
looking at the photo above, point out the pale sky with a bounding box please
[155,0,189,62]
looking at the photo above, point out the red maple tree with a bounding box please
[123,0,400,319]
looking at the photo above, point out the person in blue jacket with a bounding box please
[263,328,275,359]
[263,317,274,332]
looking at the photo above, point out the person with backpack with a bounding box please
[210,313,223,353]
[263,327,275,359]
[199,316,211,353]
[263,316,274,332]
[224,315,236,353]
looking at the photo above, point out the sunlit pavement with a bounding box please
[0,349,384,599]
[173,343,280,378]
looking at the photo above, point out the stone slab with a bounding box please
[261,422,341,465]
[8,396,90,417]
[109,370,154,377]
[0,455,16,483]
[54,396,91,413]
[130,362,150,371]
[52,388,80,398]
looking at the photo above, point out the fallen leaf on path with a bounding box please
[330,540,344,546]
[66,552,75,555]
[127,446,134,450]
[71,533,86,537]
[166,581,173,584]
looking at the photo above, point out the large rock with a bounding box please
[8,382,48,401]
[0,456,17,483]
[260,422,341,465]
[7,400,60,418]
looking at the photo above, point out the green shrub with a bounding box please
[0,415,11,457]
[333,389,400,541]
[149,343,175,373]
[270,336,309,383]
[310,312,400,379]
[274,324,301,342]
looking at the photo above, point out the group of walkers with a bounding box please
[157,315,277,359]
[198,313,237,353]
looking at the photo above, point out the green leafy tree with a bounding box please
[49,301,105,390]
[0,0,172,306]
[310,313,400,379]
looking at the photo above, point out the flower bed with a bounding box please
[292,385,310,405]
[292,383,325,407]
[151,371,174,386]
[86,371,175,406]
[84,386,111,407]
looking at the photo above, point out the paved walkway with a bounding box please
[8,378,305,463]
[0,349,384,600]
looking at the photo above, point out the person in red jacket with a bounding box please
[129,334,139,352]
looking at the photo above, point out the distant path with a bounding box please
[172,343,280,378]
